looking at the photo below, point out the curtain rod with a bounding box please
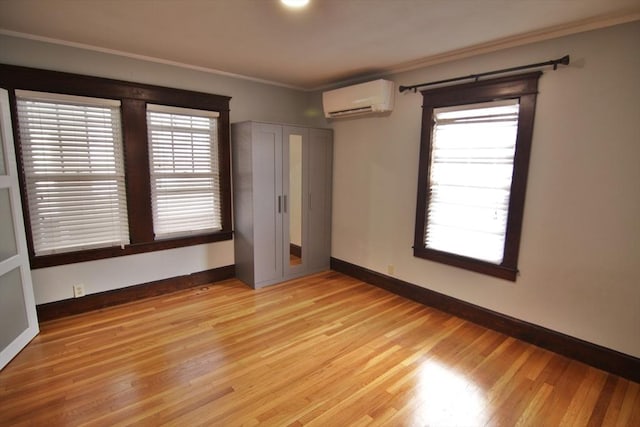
[398,54,570,93]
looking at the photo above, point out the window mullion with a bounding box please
[121,99,154,244]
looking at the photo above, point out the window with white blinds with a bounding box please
[425,99,519,264]
[146,104,221,239]
[16,90,129,256]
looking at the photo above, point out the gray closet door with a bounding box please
[307,128,333,271]
[252,123,284,283]
[282,126,308,278]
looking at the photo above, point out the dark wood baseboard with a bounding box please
[290,243,302,258]
[330,257,640,383]
[36,265,235,322]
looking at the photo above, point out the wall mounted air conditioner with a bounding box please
[322,79,395,119]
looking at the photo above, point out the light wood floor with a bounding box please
[1,271,638,426]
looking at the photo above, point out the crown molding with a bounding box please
[386,10,640,78]
[0,29,304,91]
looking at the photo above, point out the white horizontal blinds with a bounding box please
[147,104,221,239]
[426,99,520,264]
[15,90,129,256]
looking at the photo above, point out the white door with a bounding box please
[252,123,284,284]
[0,88,39,370]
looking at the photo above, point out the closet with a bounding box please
[231,121,332,288]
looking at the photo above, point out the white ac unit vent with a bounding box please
[322,79,395,119]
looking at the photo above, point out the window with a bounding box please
[16,90,129,255]
[1,64,232,268]
[413,73,541,281]
[147,104,221,238]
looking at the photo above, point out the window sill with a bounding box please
[30,230,233,269]
[413,247,517,281]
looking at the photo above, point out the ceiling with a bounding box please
[0,0,639,90]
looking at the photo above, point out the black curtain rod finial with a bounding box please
[554,54,571,70]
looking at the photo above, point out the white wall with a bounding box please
[0,34,324,304]
[329,21,640,358]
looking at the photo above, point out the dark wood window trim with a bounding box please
[413,72,541,281]
[0,64,232,269]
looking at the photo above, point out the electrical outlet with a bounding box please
[387,264,395,276]
[73,283,85,298]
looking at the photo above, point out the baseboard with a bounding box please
[330,257,640,383]
[290,243,302,258]
[36,265,235,322]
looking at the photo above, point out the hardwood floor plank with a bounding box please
[602,377,629,425]
[617,381,640,425]
[559,368,608,425]
[1,271,638,426]
[514,382,554,426]
[587,374,619,427]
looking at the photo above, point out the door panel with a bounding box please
[0,268,29,349]
[0,88,39,370]
[252,124,283,284]
[307,129,333,270]
[283,126,308,277]
[0,188,18,261]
